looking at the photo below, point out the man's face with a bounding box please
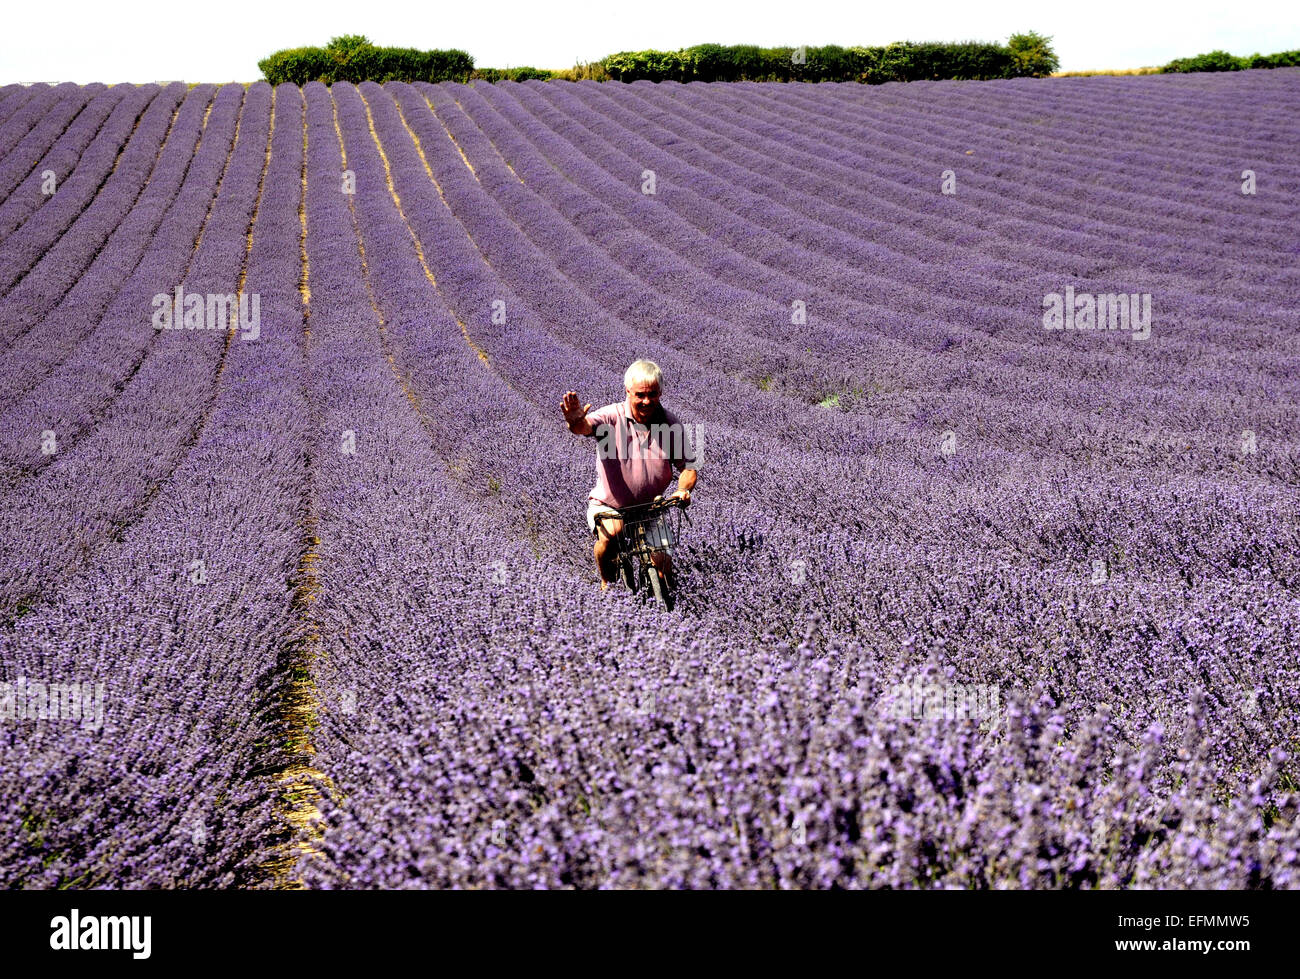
[626,380,661,424]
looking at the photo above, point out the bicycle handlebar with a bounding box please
[593,495,689,528]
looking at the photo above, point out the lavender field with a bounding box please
[0,70,1297,889]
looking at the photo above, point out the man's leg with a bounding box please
[589,506,623,587]
[650,549,673,590]
[594,533,621,586]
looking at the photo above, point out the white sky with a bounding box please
[2,0,1297,83]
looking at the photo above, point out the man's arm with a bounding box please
[666,414,699,501]
[671,468,698,501]
[561,390,595,437]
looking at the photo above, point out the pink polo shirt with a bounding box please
[585,402,699,508]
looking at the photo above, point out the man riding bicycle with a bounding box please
[561,360,700,592]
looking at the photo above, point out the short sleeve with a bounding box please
[585,404,619,440]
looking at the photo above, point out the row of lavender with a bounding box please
[0,84,242,607]
[0,83,300,886]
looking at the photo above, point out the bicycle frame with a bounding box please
[593,497,690,607]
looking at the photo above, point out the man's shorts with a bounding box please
[586,498,674,551]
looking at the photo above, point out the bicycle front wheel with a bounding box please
[647,561,673,612]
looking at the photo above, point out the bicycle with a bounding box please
[593,496,691,611]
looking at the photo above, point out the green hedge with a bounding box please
[1161,48,1300,73]
[1253,49,1300,68]
[600,34,1058,83]
[258,46,332,85]
[257,32,1079,86]
[471,67,556,83]
[1161,50,1246,73]
[258,35,473,85]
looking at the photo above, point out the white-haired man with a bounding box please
[561,360,699,592]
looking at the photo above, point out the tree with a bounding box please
[326,34,373,65]
[1007,31,1060,77]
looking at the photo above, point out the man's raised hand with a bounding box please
[561,390,591,426]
